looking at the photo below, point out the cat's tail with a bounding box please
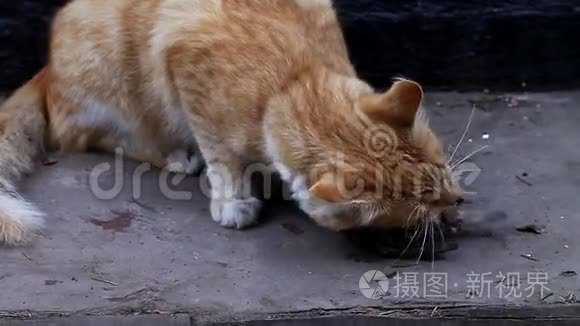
[0,68,48,245]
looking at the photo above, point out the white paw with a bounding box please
[210,197,262,229]
[166,150,205,175]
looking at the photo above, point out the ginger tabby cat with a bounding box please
[0,0,463,245]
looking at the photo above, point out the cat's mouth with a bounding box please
[344,206,463,261]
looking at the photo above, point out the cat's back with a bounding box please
[50,0,162,94]
[151,0,310,61]
[50,0,345,88]
[49,0,350,120]
[151,0,318,107]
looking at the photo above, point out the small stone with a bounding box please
[516,224,543,235]
[468,138,473,143]
[564,244,570,249]
[482,133,490,140]
[521,253,540,262]
[42,157,59,166]
[561,271,577,277]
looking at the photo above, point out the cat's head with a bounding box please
[304,79,463,231]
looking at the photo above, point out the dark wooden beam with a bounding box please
[334,0,580,90]
[1,1,579,92]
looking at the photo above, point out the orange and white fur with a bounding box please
[0,0,463,245]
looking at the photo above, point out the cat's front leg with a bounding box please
[198,141,262,229]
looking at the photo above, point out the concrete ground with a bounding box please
[1,91,580,324]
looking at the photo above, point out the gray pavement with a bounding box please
[1,91,580,324]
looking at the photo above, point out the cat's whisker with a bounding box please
[404,207,416,230]
[405,206,420,229]
[392,209,423,266]
[416,219,429,264]
[452,169,480,174]
[430,219,435,269]
[448,106,476,164]
[451,145,489,170]
[435,219,447,249]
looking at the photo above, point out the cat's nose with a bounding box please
[455,197,465,206]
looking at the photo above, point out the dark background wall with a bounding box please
[335,0,580,91]
[0,0,65,92]
[1,0,579,92]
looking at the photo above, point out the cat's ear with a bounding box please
[359,79,423,128]
[309,173,347,203]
